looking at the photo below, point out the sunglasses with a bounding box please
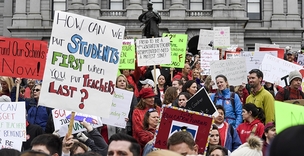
[148,108,156,113]
[33,89,40,92]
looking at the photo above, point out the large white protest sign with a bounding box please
[39,11,125,117]
[200,50,219,75]
[297,54,304,66]
[260,54,303,86]
[254,43,279,51]
[52,109,103,137]
[241,51,277,73]
[213,27,230,48]
[198,29,214,50]
[136,37,171,66]
[102,88,133,128]
[210,58,247,86]
[0,102,26,150]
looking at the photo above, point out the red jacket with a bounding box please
[236,119,264,143]
[137,128,156,149]
[173,72,192,81]
[275,86,304,101]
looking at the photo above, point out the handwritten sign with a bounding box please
[0,102,26,150]
[241,51,277,73]
[210,58,247,86]
[254,43,279,51]
[39,11,125,117]
[154,106,213,154]
[185,87,218,117]
[200,50,219,75]
[275,101,304,133]
[213,27,230,48]
[0,37,47,79]
[119,39,135,69]
[52,109,103,137]
[198,30,214,50]
[297,54,304,66]
[259,47,284,59]
[136,37,171,66]
[260,54,302,86]
[161,33,187,68]
[225,52,240,59]
[102,88,133,128]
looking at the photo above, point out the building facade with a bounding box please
[0,0,304,53]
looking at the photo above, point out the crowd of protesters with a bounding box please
[1,47,304,156]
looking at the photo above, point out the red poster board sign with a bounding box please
[259,47,285,59]
[154,106,213,154]
[0,37,48,79]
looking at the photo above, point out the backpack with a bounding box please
[283,86,304,100]
[213,92,236,111]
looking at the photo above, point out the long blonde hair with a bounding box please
[0,76,15,94]
[116,74,129,89]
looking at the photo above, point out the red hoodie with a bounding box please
[236,119,264,143]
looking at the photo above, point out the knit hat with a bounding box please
[288,70,302,83]
[269,125,304,156]
[140,79,155,87]
[230,135,263,156]
[264,121,275,132]
[139,88,155,99]
[0,95,11,102]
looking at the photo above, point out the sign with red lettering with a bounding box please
[154,106,213,154]
[0,37,47,79]
[39,11,125,117]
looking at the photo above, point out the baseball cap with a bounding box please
[140,79,155,87]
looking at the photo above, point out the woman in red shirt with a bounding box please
[236,103,265,143]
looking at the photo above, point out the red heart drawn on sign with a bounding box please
[299,69,304,78]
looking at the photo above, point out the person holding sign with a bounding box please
[210,75,243,128]
[132,88,161,142]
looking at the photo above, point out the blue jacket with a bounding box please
[223,122,242,152]
[210,88,243,128]
[25,98,51,130]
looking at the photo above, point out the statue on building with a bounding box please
[138,1,161,38]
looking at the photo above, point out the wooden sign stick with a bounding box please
[66,111,76,137]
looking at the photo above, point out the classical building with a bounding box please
[1,0,304,54]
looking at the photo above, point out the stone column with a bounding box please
[213,0,226,8]
[230,0,241,8]
[27,0,42,26]
[286,0,301,27]
[126,0,143,18]
[272,0,284,17]
[170,0,186,18]
[3,0,13,36]
[12,0,27,26]
[85,0,100,19]
[69,0,85,14]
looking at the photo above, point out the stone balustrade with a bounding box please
[186,10,212,17]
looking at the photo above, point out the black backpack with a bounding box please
[283,86,304,100]
[213,92,236,111]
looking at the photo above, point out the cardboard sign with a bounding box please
[260,54,302,86]
[198,29,214,50]
[297,54,304,66]
[119,39,135,69]
[0,37,48,79]
[210,58,248,86]
[213,27,230,48]
[259,47,284,59]
[241,51,277,73]
[161,33,187,68]
[136,37,171,66]
[185,87,219,117]
[284,99,304,106]
[39,11,125,117]
[254,43,279,52]
[154,106,213,154]
[275,101,304,133]
[52,109,103,137]
[200,50,219,75]
[102,88,133,128]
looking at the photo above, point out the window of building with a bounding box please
[189,0,203,10]
[247,0,261,19]
[53,0,66,11]
[110,0,124,10]
[151,0,163,10]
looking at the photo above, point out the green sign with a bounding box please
[161,33,187,68]
[119,39,135,69]
[275,101,304,133]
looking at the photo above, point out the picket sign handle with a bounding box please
[170,70,173,81]
[15,83,20,102]
[67,111,76,137]
[153,65,157,93]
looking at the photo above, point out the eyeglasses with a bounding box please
[148,108,156,112]
[33,89,40,92]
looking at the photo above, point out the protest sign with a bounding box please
[136,37,171,66]
[154,106,213,154]
[197,29,214,50]
[0,102,26,150]
[39,11,125,117]
[210,58,247,86]
[260,54,302,86]
[259,47,284,59]
[213,27,230,48]
[119,39,135,69]
[241,51,277,73]
[275,101,304,133]
[225,52,240,59]
[185,87,219,117]
[297,54,304,66]
[52,109,103,137]
[200,50,219,75]
[102,88,133,128]
[0,37,48,79]
[254,43,279,51]
[161,33,187,68]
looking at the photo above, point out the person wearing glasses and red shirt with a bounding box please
[132,88,161,143]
